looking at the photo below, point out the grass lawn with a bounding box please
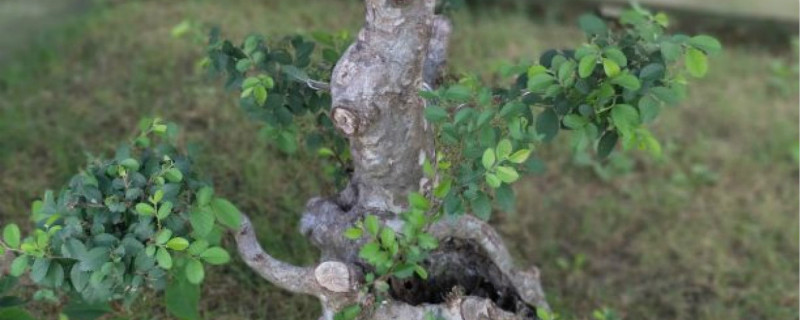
[0,0,797,319]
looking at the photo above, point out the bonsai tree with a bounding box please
[0,1,720,319]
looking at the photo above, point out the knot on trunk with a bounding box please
[332,107,360,136]
[315,261,352,293]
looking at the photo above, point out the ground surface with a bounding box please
[0,0,797,319]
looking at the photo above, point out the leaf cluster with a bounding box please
[419,8,720,221]
[206,29,353,186]
[345,191,440,293]
[0,119,241,318]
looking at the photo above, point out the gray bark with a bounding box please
[235,1,549,319]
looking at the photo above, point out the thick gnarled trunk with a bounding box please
[236,1,548,319]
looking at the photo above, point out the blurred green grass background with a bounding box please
[0,0,797,319]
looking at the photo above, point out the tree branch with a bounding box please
[429,214,550,310]
[235,214,322,295]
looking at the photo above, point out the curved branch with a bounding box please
[429,215,550,310]
[236,214,322,296]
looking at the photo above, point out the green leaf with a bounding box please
[602,58,621,77]
[685,48,708,78]
[424,106,449,123]
[153,189,164,203]
[166,275,200,320]
[187,240,209,256]
[9,256,28,277]
[422,158,434,178]
[69,266,88,293]
[611,104,640,136]
[242,77,260,89]
[650,86,680,105]
[408,192,430,210]
[481,148,496,169]
[470,193,492,221]
[166,237,190,251]
[603,48,627,67]
[544,83,562,97]
[282,65,310,82]
[156,247,172,269]
[640,129,663,158]
[134,203,155,216]
[557,60,576,83]
[536,108,559,142]
[660,41,681,62]
[654,12,670,27]
[414,265,428,279]
[190,207,215,238]
[476,110,495,128]
[393,263,416,279]
[417,233,438,250]
[153,124,167,134]
[485,173,502,189]
[527,65,548,77]
[30,258,50,283]
[157,201,173,220]
[578,55,597,78]
[0,307,36,320]
[527,73,555,92]
[343,228,363,240]
[334,305,361,320]
[276,131,298,154]
[235,58,252,72]
[240,87,253,99]
[3,224,20,249]
[62,299,112,320]
[155,229,173,246]
[496,139,512,160]
[379,228,396,250]
[638,95,661,123]
[443,85,471,101]
[508,149,531,164]
[210,198,242,230]
[433,178,452,199]
[261,75,274,89]
[119,158,140,171]
[597,131,618,160]
[578,14,607,35]
[495,184,516,213]
[454,107,475,125]
[563,114,588,129]
[317,147,336,158]
[364,215,380,236]
[78,247,109,271]
[688,35,722,55]
[185,259,204,284]
[254,86,267,106]
[164,168,183,183]
[610,73,641,91]
[495,166,520,183]
[639,63,665,81]
[244,35,259,55]
[499,102,525,118]
[199,247,230,265]
[358,242,381,262]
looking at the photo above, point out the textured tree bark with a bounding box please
[235,1,548,319]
